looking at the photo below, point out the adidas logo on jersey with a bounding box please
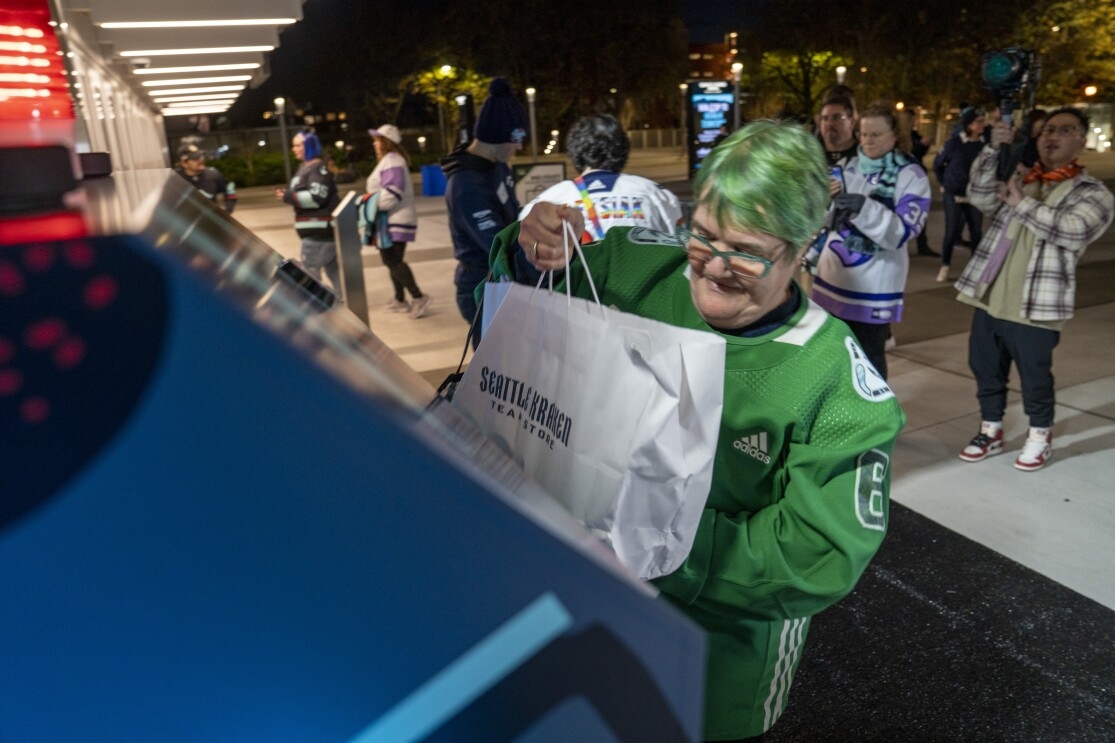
[733,431,772,464]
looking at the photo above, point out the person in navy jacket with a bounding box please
[441,77,528,348]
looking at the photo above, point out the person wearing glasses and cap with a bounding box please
[441,76,528,347]
[489,119,905,741]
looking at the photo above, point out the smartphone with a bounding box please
[275,258,337,310]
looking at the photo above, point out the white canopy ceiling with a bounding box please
[54,0,305,116]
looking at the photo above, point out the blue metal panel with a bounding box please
[0,231,704,742]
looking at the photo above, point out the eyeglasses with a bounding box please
[1039,124,1083,137]
[820,114,850,123]
[677,226,777,280]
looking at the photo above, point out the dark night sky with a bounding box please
[684,0,748,43]
[232,0,748,123]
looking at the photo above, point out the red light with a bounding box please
[20,394,50,424]
[22,243,56,272]
[0,1,73,123]
[63,241,94,268]
[0,367,23,396]
[53,336,85,368]
[24,316,66,350]
[0,212,87,245]
[0,259,25,295]
[83,275,117,310]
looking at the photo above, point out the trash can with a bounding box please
[421,164,446,196]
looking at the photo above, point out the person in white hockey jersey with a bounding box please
[520,114,682,241]
[805,102,930,380]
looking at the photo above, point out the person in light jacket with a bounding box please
[365,124,430,318]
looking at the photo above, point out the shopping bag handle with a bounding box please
[435,220,603,404]
[532,219,602,312]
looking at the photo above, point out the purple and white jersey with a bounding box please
[808,155,930,324]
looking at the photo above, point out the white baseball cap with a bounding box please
[368,124,402,144]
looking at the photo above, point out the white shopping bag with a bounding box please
[481,280,513,338]
[453,248,725,579]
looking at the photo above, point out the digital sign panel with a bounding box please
[686,80,735,178]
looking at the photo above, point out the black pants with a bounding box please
[844,320,892,380]
[915,225,931,252]
[968,308,1060,428]
[942,194,983,266]
[456,264,487,350]
[379,242,422,302]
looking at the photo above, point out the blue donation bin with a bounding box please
[421,163,447,196]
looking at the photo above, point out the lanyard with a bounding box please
[573,175,606,241]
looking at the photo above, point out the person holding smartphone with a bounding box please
[805,103,931,379]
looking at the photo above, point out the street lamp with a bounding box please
[731,63,743,131]
[836,66,847,84]
[274,96,290,184]
[525,86,538,162]
[435,64,453,154]
[679,82,687,150]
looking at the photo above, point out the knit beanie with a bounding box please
[299,128,323,160]
[474,77,528,145]
[959,107,983,131]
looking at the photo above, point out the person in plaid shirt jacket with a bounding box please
[954,107,1114,471]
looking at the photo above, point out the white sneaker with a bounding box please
[936,265,950,283]
[408,295,432,319]
[384,298,410,313]
[959,425,1004,462]
[1014,429,1053,472]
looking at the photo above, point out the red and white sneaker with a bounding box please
[959,426,1004,462]
[1014,430,1053,472]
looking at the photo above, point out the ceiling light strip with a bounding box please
[119,46,274,57]
[146,84,245,95]
[162,106,231,116]
[100,19,296,29]
[134,63,260,75]
[141,75,251,87]
[153,93,241,103]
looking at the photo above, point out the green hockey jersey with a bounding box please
[490,225,906,739]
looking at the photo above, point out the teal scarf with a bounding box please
[856,148,908,201]
[841,148,910,255]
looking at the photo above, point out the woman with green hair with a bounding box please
[490,119,905,741]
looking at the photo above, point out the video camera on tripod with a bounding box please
[981,48,1041,180]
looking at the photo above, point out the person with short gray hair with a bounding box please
[520,114,681,241]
